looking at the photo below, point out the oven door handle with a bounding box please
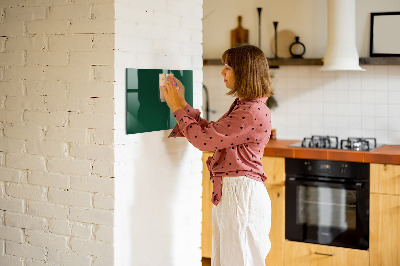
[286,177,364,189]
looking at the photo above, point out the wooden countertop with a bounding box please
[263,139,400,165]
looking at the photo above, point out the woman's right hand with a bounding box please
[169,76,187,107]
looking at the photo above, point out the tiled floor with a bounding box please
[202,257,211,266]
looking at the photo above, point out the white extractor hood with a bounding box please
[320,0,365,71]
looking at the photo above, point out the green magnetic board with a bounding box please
[126,68,193,134]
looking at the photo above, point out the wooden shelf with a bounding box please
[203,57,400,67]
[359,57,400,65]
[203,58,323,67]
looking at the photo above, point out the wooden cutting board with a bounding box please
[231,16,249,48]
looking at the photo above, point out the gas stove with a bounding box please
[289,135,381,151]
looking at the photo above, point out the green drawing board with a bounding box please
[126,68,193,134]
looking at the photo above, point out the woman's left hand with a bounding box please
[160,77,184,113]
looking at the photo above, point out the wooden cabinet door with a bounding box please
[370,163,400,195]
[370,193,400,266]
[264,184,284,266]
[284,241,369,266]
[202,152,213,258]
[262,156,285,186]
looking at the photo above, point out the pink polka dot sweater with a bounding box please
[168,97,272,206]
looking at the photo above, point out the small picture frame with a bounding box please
[370,12,400,57]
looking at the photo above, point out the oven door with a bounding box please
[285,177,369,250]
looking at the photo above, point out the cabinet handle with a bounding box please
[314,252,335,257]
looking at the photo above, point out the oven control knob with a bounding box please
[340,164,347,174]
[304,162,312,171]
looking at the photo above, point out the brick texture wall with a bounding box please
[0,0,115,265]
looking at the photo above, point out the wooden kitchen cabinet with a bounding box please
[370,163,400,195]
[264,184,285,266]
[202,152,213,258]
[201,153,286,266]
[284,241,369,266]
[261,156,285,266]
[370,163,400,266]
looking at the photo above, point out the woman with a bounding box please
[161,44,273,266]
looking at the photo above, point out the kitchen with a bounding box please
[202,0,400,265]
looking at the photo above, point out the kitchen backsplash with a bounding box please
[203,65,400,144]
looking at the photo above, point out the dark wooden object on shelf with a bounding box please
[203,57,400,67]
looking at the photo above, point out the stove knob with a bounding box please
[340,164,347,174]
[305,162,312,171]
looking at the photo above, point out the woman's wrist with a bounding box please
[171,105,183,114]
[180,100,188,109]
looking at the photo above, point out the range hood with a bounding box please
[320,0,365,71]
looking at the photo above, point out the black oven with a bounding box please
[285,158,369,250]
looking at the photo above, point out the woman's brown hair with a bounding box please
[221,44,273,99]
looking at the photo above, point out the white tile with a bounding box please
[388,76,400,91]
[361,90,374,104]
[361,104,374,116]
[348,103,362,116]
[362,116,375,130]
[388,131,400,144]
[310,66,324,77]
[298,77,310,89]
[388,117,400,131]
[298,67,311,78]
[287,113,300,127]
[322,70,335,78]
[273,76,286,90]
[374,117,389,129]
[375,104,389,117]
[348,90,362,103]
[374,90,388,104]
[323,115,336,129]
[311,114,324,129]
[348,116,362,129]
[336,103,349,116]
[335,73,349,90]
[336,128,349,140]
[311,102,324,113]
[362,129,375,138]
[348,76,362,91]
[286,77,299,89]
[388,104,400,117]
[361,75,374,91]
[388,91,400,104]
[336,90,349,103]
[349,128,362,137]
[336,115,348,128]
[374,130,389,144]
[311,88,323,101]
[374,78,388,91]
[310,77,324,89]
[323,87,336,103]
[374,65,387,78]
[285,66,298,77]
[388,65,400,76]
[311,127,324,136]
[323,103,336,115]
[274,67,287,78]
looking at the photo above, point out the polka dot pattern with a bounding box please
[168,97,272,206]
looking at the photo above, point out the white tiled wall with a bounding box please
[203,65,400,144]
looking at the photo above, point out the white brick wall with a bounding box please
[0,0,115,265]
[114,0,203,265]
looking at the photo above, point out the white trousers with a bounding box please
[211,176,271,266]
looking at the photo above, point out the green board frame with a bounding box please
[126,68,193,134]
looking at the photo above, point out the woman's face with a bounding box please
[220,64,235,89]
